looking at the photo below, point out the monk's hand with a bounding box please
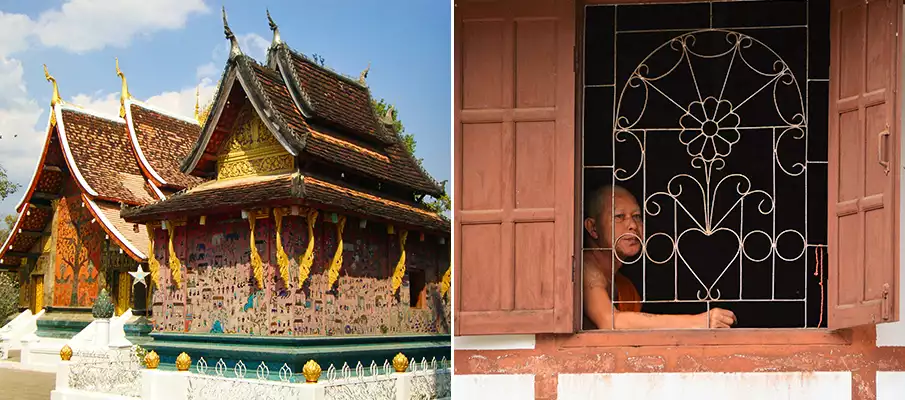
[698,308,736,328]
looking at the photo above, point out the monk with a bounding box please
[583,185,737,329]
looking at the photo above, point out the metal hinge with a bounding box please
[882,283,892,321]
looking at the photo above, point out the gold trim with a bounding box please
[391,230,408,294]
[326,215,346,288]
[298,209,318,287]
[274,208,290,283]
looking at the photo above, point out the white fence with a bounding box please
[51,352,451,400]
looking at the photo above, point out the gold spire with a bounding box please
[194,86,200,123]
[359,62,370,85]
[43,64,62,107]
[116,58,132,118]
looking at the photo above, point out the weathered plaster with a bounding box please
[455,326,905,399]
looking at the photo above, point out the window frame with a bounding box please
[568,0,901,343]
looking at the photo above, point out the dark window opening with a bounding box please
[409,269,426,309]
[581,0,828,330]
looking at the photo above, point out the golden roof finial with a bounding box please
[43,64,62,107]
[194,86,200,122]
[359,62,370,85]
[222,7,242,59]
[116,58,132,118]
[267,8,281,46]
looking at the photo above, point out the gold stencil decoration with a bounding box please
[217,110,293,180]
[249,216,264,289]
[146,228,160,288]
[298,209,318,286]
[440,265,451,297]
[273,208,290,284]
[391,230,408,294]
[326,215,347,287]
[166,222,183,288]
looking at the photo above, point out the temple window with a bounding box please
[409,269,427,309]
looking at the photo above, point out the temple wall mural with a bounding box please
[53,187,103,307]
[150,214,449,336]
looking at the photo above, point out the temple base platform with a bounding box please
[144,332,451,375]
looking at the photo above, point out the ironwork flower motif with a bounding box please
[679,97,741,163]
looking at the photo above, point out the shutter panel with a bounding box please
[828,0,901,328]
[454,0,575,335]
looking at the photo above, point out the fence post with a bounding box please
[395,371,413,400]
[55,360,70,391]
[142,369,189,400]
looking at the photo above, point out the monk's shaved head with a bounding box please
[584,184,643,259]
[586,184,634,220]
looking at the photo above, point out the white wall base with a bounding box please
[877,371,905,400]
[50,388,138,400]
[557,372,851,400]
[453,335,536,350]
[452,374,534,399]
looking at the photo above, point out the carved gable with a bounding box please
[216,106,294,180]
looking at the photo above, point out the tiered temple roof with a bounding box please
[0,66,204,269]
[123,9,449,234]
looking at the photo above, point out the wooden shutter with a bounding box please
[828,0,901,328]
[454,0,575,335]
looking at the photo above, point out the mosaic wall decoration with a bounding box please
[53,186,103,307]
[149,212,450,336]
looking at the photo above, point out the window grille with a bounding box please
[581,1,829,329]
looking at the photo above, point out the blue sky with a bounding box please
[0,0,451,216]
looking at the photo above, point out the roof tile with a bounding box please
[129,103,206,189]
[60,109,157,205]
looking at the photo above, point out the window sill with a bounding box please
[556,328,851,348]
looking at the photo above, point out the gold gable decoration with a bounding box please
[273,208,290,284]
[217,112,294,180]
[391,230,408,294]
[326,215,347,288]
[146,228,160,288]
[298,209,319,287]
[440,265,451,297]
[166,221,183,288]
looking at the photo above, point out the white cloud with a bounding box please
[145,78,217,117]
[0,12,34,57]
[34,0,209,53]
[196,62,218,79]
[0,57,47,214]
[211,33,270,64]
[68,77,218,122]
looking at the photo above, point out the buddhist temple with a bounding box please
[0,57,204,355]
[116,9,451,369]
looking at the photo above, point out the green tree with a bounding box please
[0,214,15,245]
[371,99,450,215]
[0,166,20,201]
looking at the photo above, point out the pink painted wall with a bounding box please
[149,213,450,336]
